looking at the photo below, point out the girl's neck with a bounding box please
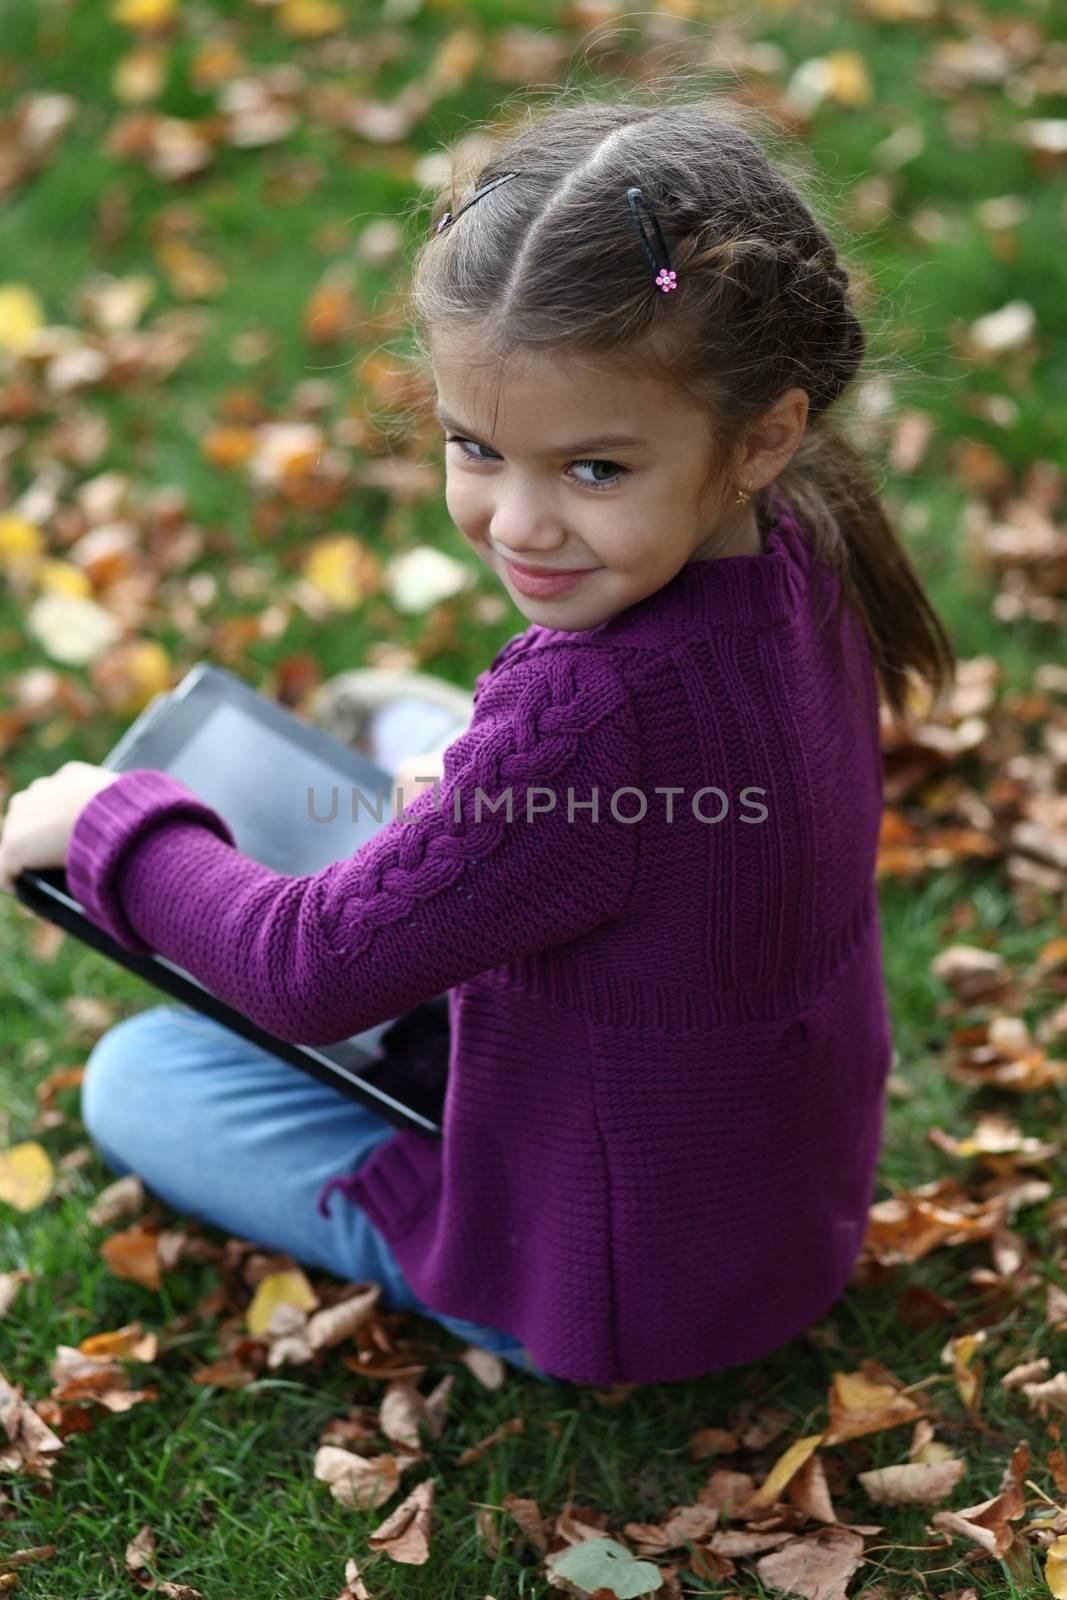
[687,504,764,564]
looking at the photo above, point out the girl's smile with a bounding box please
[500,554,602,599]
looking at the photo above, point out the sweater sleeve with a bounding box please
[65,650,640,1046]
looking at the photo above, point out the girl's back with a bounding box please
[336,493,895,1385]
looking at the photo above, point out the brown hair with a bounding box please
[399,84,956,725]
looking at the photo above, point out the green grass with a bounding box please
[3,0,1067,1595]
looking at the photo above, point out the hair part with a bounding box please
[397,76,956,725]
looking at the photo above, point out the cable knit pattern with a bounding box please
[65,495,894,1387]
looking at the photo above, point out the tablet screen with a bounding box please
[171,702,396,876]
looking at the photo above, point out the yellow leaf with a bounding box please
[37,559,92,598]
[947,1330,984,1413]
[0,1141,56,1212]
[80,1321,158,1361]
[0,285,45,354]
[247,1269,320,1336]
[825,50,873,107]
[1047,1534,1067,1598]
[302,534,375,610]
[111,0,178,27]
[0,514,44,573]
[275,0,346,38]
[200,425,258,470]
[95,639,173,716]
[749,1433,825,1506]
[112,43,169,104]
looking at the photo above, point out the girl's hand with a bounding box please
[0,760,124,894]
[392,748,447,810]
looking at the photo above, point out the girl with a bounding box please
[0,93,955,1389]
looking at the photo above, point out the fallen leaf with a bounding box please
[755,1525,865,1600]
[314,1445,404,1510]
[859,1457,967,1504]
[367,1476,434,1564]
[246,1268,319,1336]
[0,1141,55,1211]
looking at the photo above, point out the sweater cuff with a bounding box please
[66,768,237,957]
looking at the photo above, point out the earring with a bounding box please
[735,482,751,506]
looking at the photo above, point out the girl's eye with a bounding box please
[443,435,629,493]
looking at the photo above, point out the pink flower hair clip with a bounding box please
[627,187,679,298]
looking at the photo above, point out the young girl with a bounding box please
[0,94,955,1389]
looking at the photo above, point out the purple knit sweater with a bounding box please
[66,498,893,1386]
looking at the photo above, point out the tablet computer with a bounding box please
[12,660,449,1136]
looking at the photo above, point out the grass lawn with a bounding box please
[3,1,1067,1596]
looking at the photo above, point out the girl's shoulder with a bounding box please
[472,627,547,707]
[470,631,636,741]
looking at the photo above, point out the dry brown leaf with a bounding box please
[859,1457,967,1504]
[378,1381,427,1454]
[707,1528,798,1555]
[125,1522,157,1582]
[420,1372,453,1440]
[500,1491,549,1553]
[307,1284,380,1349]
[335,1555,377,1599]
[696,1468,758,1519]
[459,1344,508,1389]
[454,1415,524,1467]
[929,1440,1028,1556]
[99,1223,161,1290]
[755,1524,866,1600]
[1021,1371,1067,1416]
[366,1476,434,1564]
[314,1445,403,1510]
[190,1354,256,1389]
[0,1270,32,1320]
[689,1424,740,1459]
[787,1450,839,1524]
[87,1173,146,1227]
[623,1502,720,1553]
[50,1341,158,1413]
[1001,1355,1050,1388]
[0,1369,65,1481]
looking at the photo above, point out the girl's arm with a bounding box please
[66,652,640,1047]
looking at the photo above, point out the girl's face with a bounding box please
[432,340,760,632]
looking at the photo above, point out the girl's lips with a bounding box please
[503,557,597,598]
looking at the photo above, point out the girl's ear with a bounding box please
[734,386,810,493]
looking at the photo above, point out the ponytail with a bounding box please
[772,421,957,726]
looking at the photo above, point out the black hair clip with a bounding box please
[626,186,677,293]
[435,171,519,234]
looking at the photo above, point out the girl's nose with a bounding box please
[488,481,567,556]
[490,516,568,559]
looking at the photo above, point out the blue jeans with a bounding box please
[81,1002,562,1385]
